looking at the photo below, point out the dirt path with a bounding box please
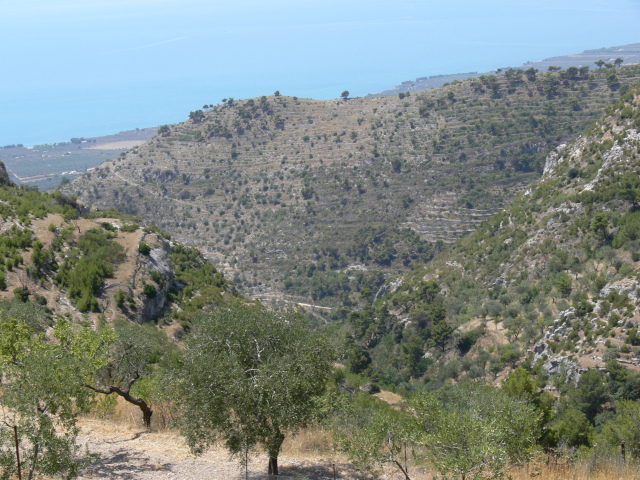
[75,419,399,480]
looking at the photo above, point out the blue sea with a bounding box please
[1,0,639,146]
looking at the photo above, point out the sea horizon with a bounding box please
[1,0,639,146]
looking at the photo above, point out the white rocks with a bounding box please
[542,144,567,177]
[493,276,506,288]
[600,279,640,303]
[375,277,403,300]
[532,307,587,385]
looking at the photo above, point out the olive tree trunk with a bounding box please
[267,429,285,475]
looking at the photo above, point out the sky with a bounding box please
[1,0,639,146]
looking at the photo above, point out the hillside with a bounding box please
[346,79,640,392]
[66,66,640,310]
[374,42,640,96]
[0,170,234,331]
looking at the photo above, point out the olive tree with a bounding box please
[172,303,333,475]
[68,321,169,430]
[335,404,412,479]
[410,383,539,480]
[0,316,92,480]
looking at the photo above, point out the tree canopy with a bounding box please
[0,315,92,480]
[172,303,333,475]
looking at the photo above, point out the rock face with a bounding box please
[0,161,11,186]
[138,237,174,323]
[532,307,588,385]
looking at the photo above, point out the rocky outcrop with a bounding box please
[600,279,640,304]
[542,144,567,177]
[376,277,403,300]
[532,308,589,385]
[137,237,174,323]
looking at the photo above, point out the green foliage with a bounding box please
[606,359,640,401]
[344,336,372,374]
[168,244,229,323]
[53,228,125,312]
[120,223,139,232]
[61,320,172,429]
[410,382,539,479]
[503,368,555,439]
[143,283,157,298]
[115,288,126,308]
[0,185,80,223]
[12,286,30,303]
[556,273,573,297]
[429,319,453,351]
[0,316,92,479]
[189,110,205,122]
[172,304,333,472]
[335,401,412,478]
[552,408,593,447]
[599,400,640,457]
[567,368,610,422]
[456,328,481,354]
[138,241,151,255]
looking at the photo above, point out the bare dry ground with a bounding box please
[75,418,431,480]
[75,417,640,480]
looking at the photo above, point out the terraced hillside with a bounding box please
[354,80,640,390]
[68,66,640,308]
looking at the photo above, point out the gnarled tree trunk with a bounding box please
[86,380,153,429]
[267,428,285,475]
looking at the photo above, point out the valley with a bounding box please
[65,65,640,310]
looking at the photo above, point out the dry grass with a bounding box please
[281,425,334,458]
[87,395,176,431]
[509,455,640,480]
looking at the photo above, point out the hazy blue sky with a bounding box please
[1,0,639,145]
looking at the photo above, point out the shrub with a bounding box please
[138,242,151,255]
[13,286,30,302]
[121,223,139,232]
[115,289,126,308]
[143,284,157,298]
